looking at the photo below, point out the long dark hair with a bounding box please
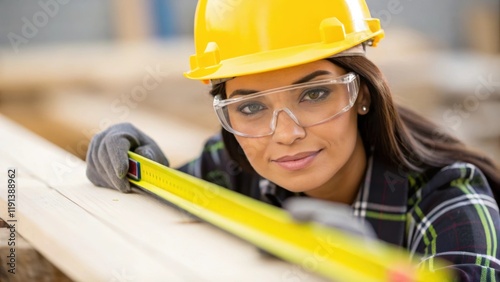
[210,56,500,200]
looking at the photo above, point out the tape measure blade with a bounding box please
[126,152,452,282]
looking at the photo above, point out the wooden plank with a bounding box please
[0,39,196,94]
[0,157,190,281]
[41,90,219,167]
[0,115,327,281]
[0,229,72,282]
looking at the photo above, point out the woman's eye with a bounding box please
[301,88,330,102]
[238,103,266,114]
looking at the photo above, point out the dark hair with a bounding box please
[209,56,500,200]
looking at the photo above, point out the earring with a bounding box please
[361,106,368,112]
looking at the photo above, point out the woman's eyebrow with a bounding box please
[292,70,332,84]
[229,89,258,98]
[228,70,333,98]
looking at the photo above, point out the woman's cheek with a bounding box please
[236,137,267,165]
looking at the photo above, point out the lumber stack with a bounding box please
[0,115,327,281]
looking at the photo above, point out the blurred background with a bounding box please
[0,0,499,167]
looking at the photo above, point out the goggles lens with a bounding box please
[213,72,359,137]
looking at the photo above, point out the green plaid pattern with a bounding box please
[179,134,500,281]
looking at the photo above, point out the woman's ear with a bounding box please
[356,83,371,115]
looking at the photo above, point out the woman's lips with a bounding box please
[272,150,321,171]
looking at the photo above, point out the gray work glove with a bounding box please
[86,122,169,193]
[258,197,376,259]
[283,197,376,239]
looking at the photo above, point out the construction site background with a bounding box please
[0,0,499,167]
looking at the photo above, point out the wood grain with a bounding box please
[0,115,327,281]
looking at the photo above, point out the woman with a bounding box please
[86,0,500,280]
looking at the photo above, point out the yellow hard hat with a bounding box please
[184,0,384,82]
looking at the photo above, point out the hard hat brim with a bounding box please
[184,31,383,81]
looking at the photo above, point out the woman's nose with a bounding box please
[271,109,306,145]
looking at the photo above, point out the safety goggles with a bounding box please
[213,72,359,138]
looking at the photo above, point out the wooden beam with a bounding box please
[0,39,196,94]
[0,115,326,281]
[110,0,153,42]
[0,229,72,282]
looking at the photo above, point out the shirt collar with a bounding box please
[352,153,409,245]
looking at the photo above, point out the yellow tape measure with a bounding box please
[127,152,452,282]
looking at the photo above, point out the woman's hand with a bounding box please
[283,197,376,239]
[86,122,169,193]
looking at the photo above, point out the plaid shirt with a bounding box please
[179,134,500,281]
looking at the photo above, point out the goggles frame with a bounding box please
[213,72,360,137]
